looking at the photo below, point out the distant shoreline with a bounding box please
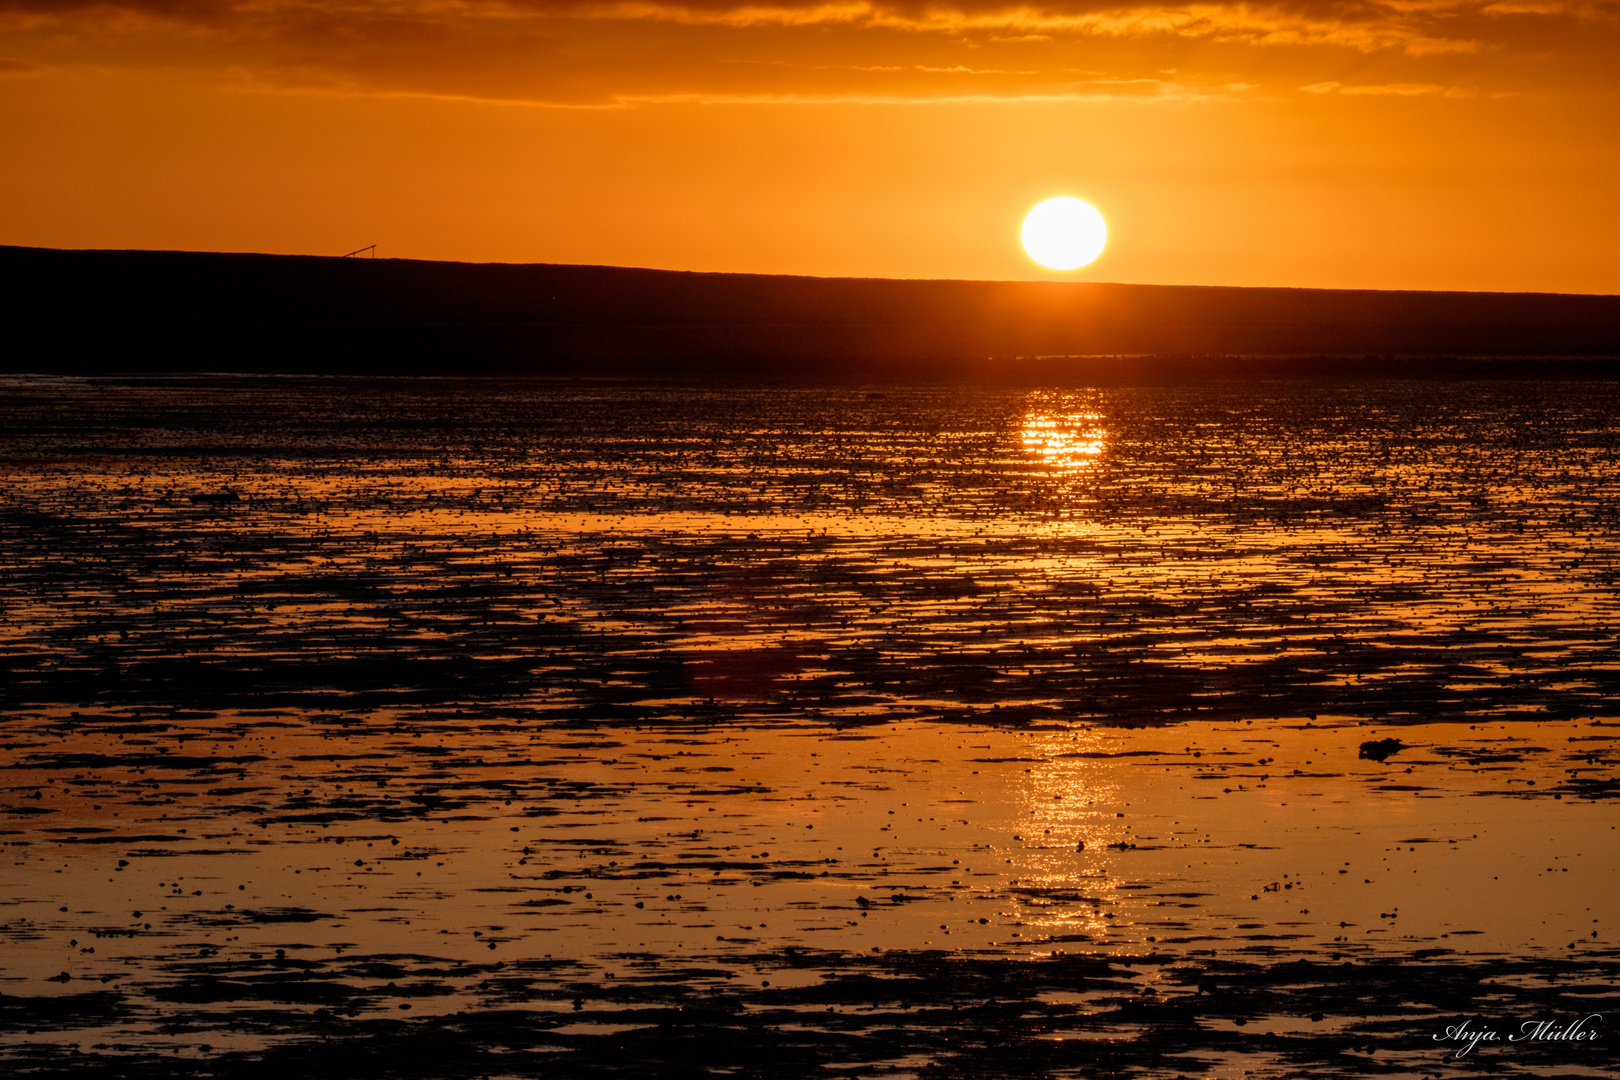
[5,245,1618,378]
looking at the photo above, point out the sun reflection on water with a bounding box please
[1021,403,1108,471]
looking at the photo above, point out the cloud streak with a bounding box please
[585,0,1483,55]
[1,0,1611,103]
[0,0,1526,48]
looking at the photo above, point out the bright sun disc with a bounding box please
[1021,197,1107,271]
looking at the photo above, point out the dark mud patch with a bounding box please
[4,950,1618,1077]
[1358,738,1406,762]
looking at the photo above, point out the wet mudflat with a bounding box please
[2,375,1619,1078]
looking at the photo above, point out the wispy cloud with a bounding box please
[0,0,1500,54]
[547,0,1486,55]
[1301,78,1480,94]
[617,82,1214,103]
[1340,80,1447,93]
[0,0,1606,104]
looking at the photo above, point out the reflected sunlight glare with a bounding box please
[1021,410,1108,471]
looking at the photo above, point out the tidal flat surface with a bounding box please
[2,375,1619,1078]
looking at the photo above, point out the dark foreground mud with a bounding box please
[6,949,1618,1079]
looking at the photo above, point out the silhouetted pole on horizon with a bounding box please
[341,245,377,259]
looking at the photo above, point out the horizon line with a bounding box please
[6,242,1618,301]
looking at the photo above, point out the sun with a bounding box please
[1021,197,1108,271]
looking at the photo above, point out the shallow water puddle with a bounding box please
[4,712,1616,1014]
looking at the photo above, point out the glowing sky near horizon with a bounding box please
[1,0,1617,292]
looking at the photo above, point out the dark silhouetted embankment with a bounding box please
[4,245,1618,378]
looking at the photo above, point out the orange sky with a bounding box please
[2,0,1618,291]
